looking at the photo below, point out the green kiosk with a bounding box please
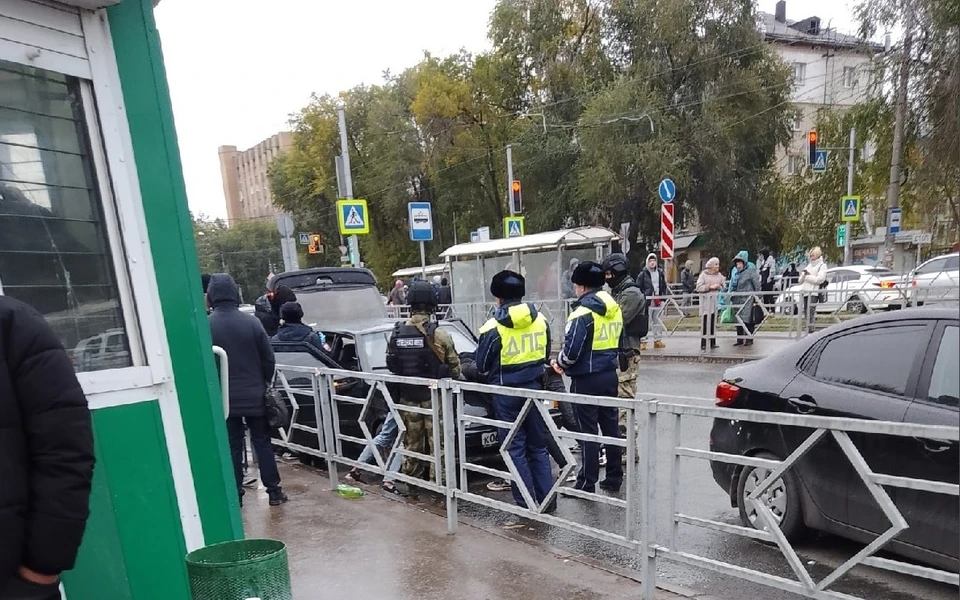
[0,1,241,597]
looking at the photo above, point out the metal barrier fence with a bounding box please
[387,283,960,344]
[269,367,960,599]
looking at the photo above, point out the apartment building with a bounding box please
[218,131,293,224]
[761,1,883,175]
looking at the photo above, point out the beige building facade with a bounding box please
[218,131,293,224]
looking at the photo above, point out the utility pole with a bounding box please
[337,105,361,268]
[883,3,915,267]
[506,145,520,267]
[844,127,856,265]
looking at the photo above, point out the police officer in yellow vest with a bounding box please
[550,261,624,493]
[476,271,556,511]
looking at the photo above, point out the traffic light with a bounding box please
[510,180,522,214]
[308,233,322,255]
[808,130,818,165]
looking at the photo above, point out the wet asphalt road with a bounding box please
[446,362,957,600]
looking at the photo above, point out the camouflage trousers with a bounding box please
[617,353,641,435]
[398,399,437,483]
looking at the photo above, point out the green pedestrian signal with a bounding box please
[836,224,846,248]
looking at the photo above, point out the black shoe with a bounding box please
[734,340,744,346]
[700,342,706,351]
[599,479,622,492]
[744,339,754,346]
[381,482,407,497]
[345,469,365,484]
[710,341,718,349]
[268,492,289,506]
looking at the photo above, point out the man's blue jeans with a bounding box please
[357,412,402,483]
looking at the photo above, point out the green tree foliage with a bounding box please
[193,215,283,302]
[270,0,800,280]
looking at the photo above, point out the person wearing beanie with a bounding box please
[476,270,556,512]
[254,284,297,337]
[550,261,624,493]
[730,250,761,346]
[271,301,327,353]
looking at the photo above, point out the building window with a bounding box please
[0,60,132,372]
[792,111,803,131]
[792,62,806,85]
[787,155,803,175]
[842,66,857,88]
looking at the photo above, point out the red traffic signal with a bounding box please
[808,130,818,164]
[308,234,323,255]
[510,180,522,214]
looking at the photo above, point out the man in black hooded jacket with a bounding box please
[207,274,287,506]
[0,296,95,600]
[271,302,326,353]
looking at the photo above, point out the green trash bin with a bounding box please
[185,539,292,600]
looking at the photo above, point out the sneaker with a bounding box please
[565,471,578,483]
[345,469,365,484]
[486,479,512,492]
[654,340,666,349]
[268,492,289,506]
[242,475,258,488]
[599,450,607,467]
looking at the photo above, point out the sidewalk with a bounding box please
[242,464,686,600]
[638,334,796,364]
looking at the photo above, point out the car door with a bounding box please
[895,321,959,562]
[823,269,851,310]
[779,321,930,532]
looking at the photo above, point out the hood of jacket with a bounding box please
[733,250,756,271]
[493,301,540,330]
[207,273,240,308]
[645,253,659,271]
[576,290,620,319]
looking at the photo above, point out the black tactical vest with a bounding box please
[620,283,649,339]
[386,321,444,403]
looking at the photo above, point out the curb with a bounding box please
[325,465,708,599]
[641,353,760,365]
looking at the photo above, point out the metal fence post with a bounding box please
[639,400,658,600]
[441,382,458,534]
[316,372,339,489]
[624,405,637,542]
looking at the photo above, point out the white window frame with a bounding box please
[0,9,173,395]
[787,154,803,175]
[792,62,806,85]
[842,66,857,89]
[791,111,803,132]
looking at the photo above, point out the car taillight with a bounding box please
[716,381,741,407]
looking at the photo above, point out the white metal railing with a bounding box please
[266,366,960,599]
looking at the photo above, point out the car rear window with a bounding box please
[296,287,388,326]
[814,324,929,396]
[361,325,477,371]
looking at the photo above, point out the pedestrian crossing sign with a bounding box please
[337,199,370,234]
[504,216,525,238]
[812,151,827,173]
[840,195,861,222]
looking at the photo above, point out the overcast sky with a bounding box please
[154,0,862,220]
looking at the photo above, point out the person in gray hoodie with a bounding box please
[637,253,670,349]
[207,273,286,506]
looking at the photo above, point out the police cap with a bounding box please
[490,270,525,300]
[571,261,605,289]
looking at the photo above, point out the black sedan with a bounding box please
[709,307,959,572]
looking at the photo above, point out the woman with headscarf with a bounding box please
[731,251,761,346]
[695,257,726,350]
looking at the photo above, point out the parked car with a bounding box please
[268,267,388,327]
[776,265,900,314]
[710,307,958,572]
[273,317,560,466]
[878,252,960,307]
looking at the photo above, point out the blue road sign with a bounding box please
[658,178,676,203]
[812,151,827,173]
[337,199,369,235]
[889,208,902,234]
[408,202,434,241]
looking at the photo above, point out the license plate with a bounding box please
[481,431,499,447]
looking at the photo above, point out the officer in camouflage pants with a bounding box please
[601,254,647,439]
[386,281,461,487]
